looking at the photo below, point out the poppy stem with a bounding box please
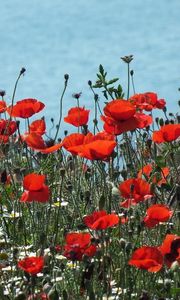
[54,74,69,142]
[10,68,25,121]
[127,63,130,99]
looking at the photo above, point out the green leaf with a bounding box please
[155,155,166,168]
[99,64,104,75]
[170,287,180,296]
[92,83,102,88]
[97,73,102,80]
[102,90,108,100]
[107,78,119,85]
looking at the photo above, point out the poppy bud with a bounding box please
[88,80,92,86]
[93,119,98,125]
[159,118,164,126]
[64,74,69,81]
[94,94,98,101]
[146,139,152,148]
[162,106,167,113]
[13,247,19,259]
[130,70,134,76]
[16,120,20,128]
[120,169,127,180]
[125,242,132,253]
[142,132,147,139]
[0,89,6,97]
[64,130,68,136]
[51,118,54,123]
[155,117,159,124]
[119,238,126,249]
[1,170,7,184]
[82,124,88,135]
[20,67,26,75]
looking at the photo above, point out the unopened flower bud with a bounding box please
[20,67,26,75]
[119,238,126,249]
[0,89,6,97]
[64,74,69,81]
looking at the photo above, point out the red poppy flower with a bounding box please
[29,119,46,135]
[143,204,173,228]
[159,234,180,267]
[0,119,17,143]
[7,98,45,118]
[18,256,44,275]
[103,99,136,121]
[22,133,62,154]
[83,210,120,230]
[0,135,9,143]
[62,132,116,161]
[101,99,152,135]
[152,124,180,143]
[129,92,166,111]
[20,173,50,203]
[0,101,7,113]
[128,246,163,272]
[119,178,153,208]
[62,133,85,154]
[0,119,17,136]
[27,293,49,300]
[63,232,96,261]
[138,164,169,186]
[64,107,90,127]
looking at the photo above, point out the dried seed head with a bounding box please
[72,92,82,99]
[121,55,133,64]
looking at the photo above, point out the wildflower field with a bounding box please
[0,58,179,300]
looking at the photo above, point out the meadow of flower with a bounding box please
[0,59,179,300]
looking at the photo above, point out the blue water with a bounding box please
[0,0,180,133]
